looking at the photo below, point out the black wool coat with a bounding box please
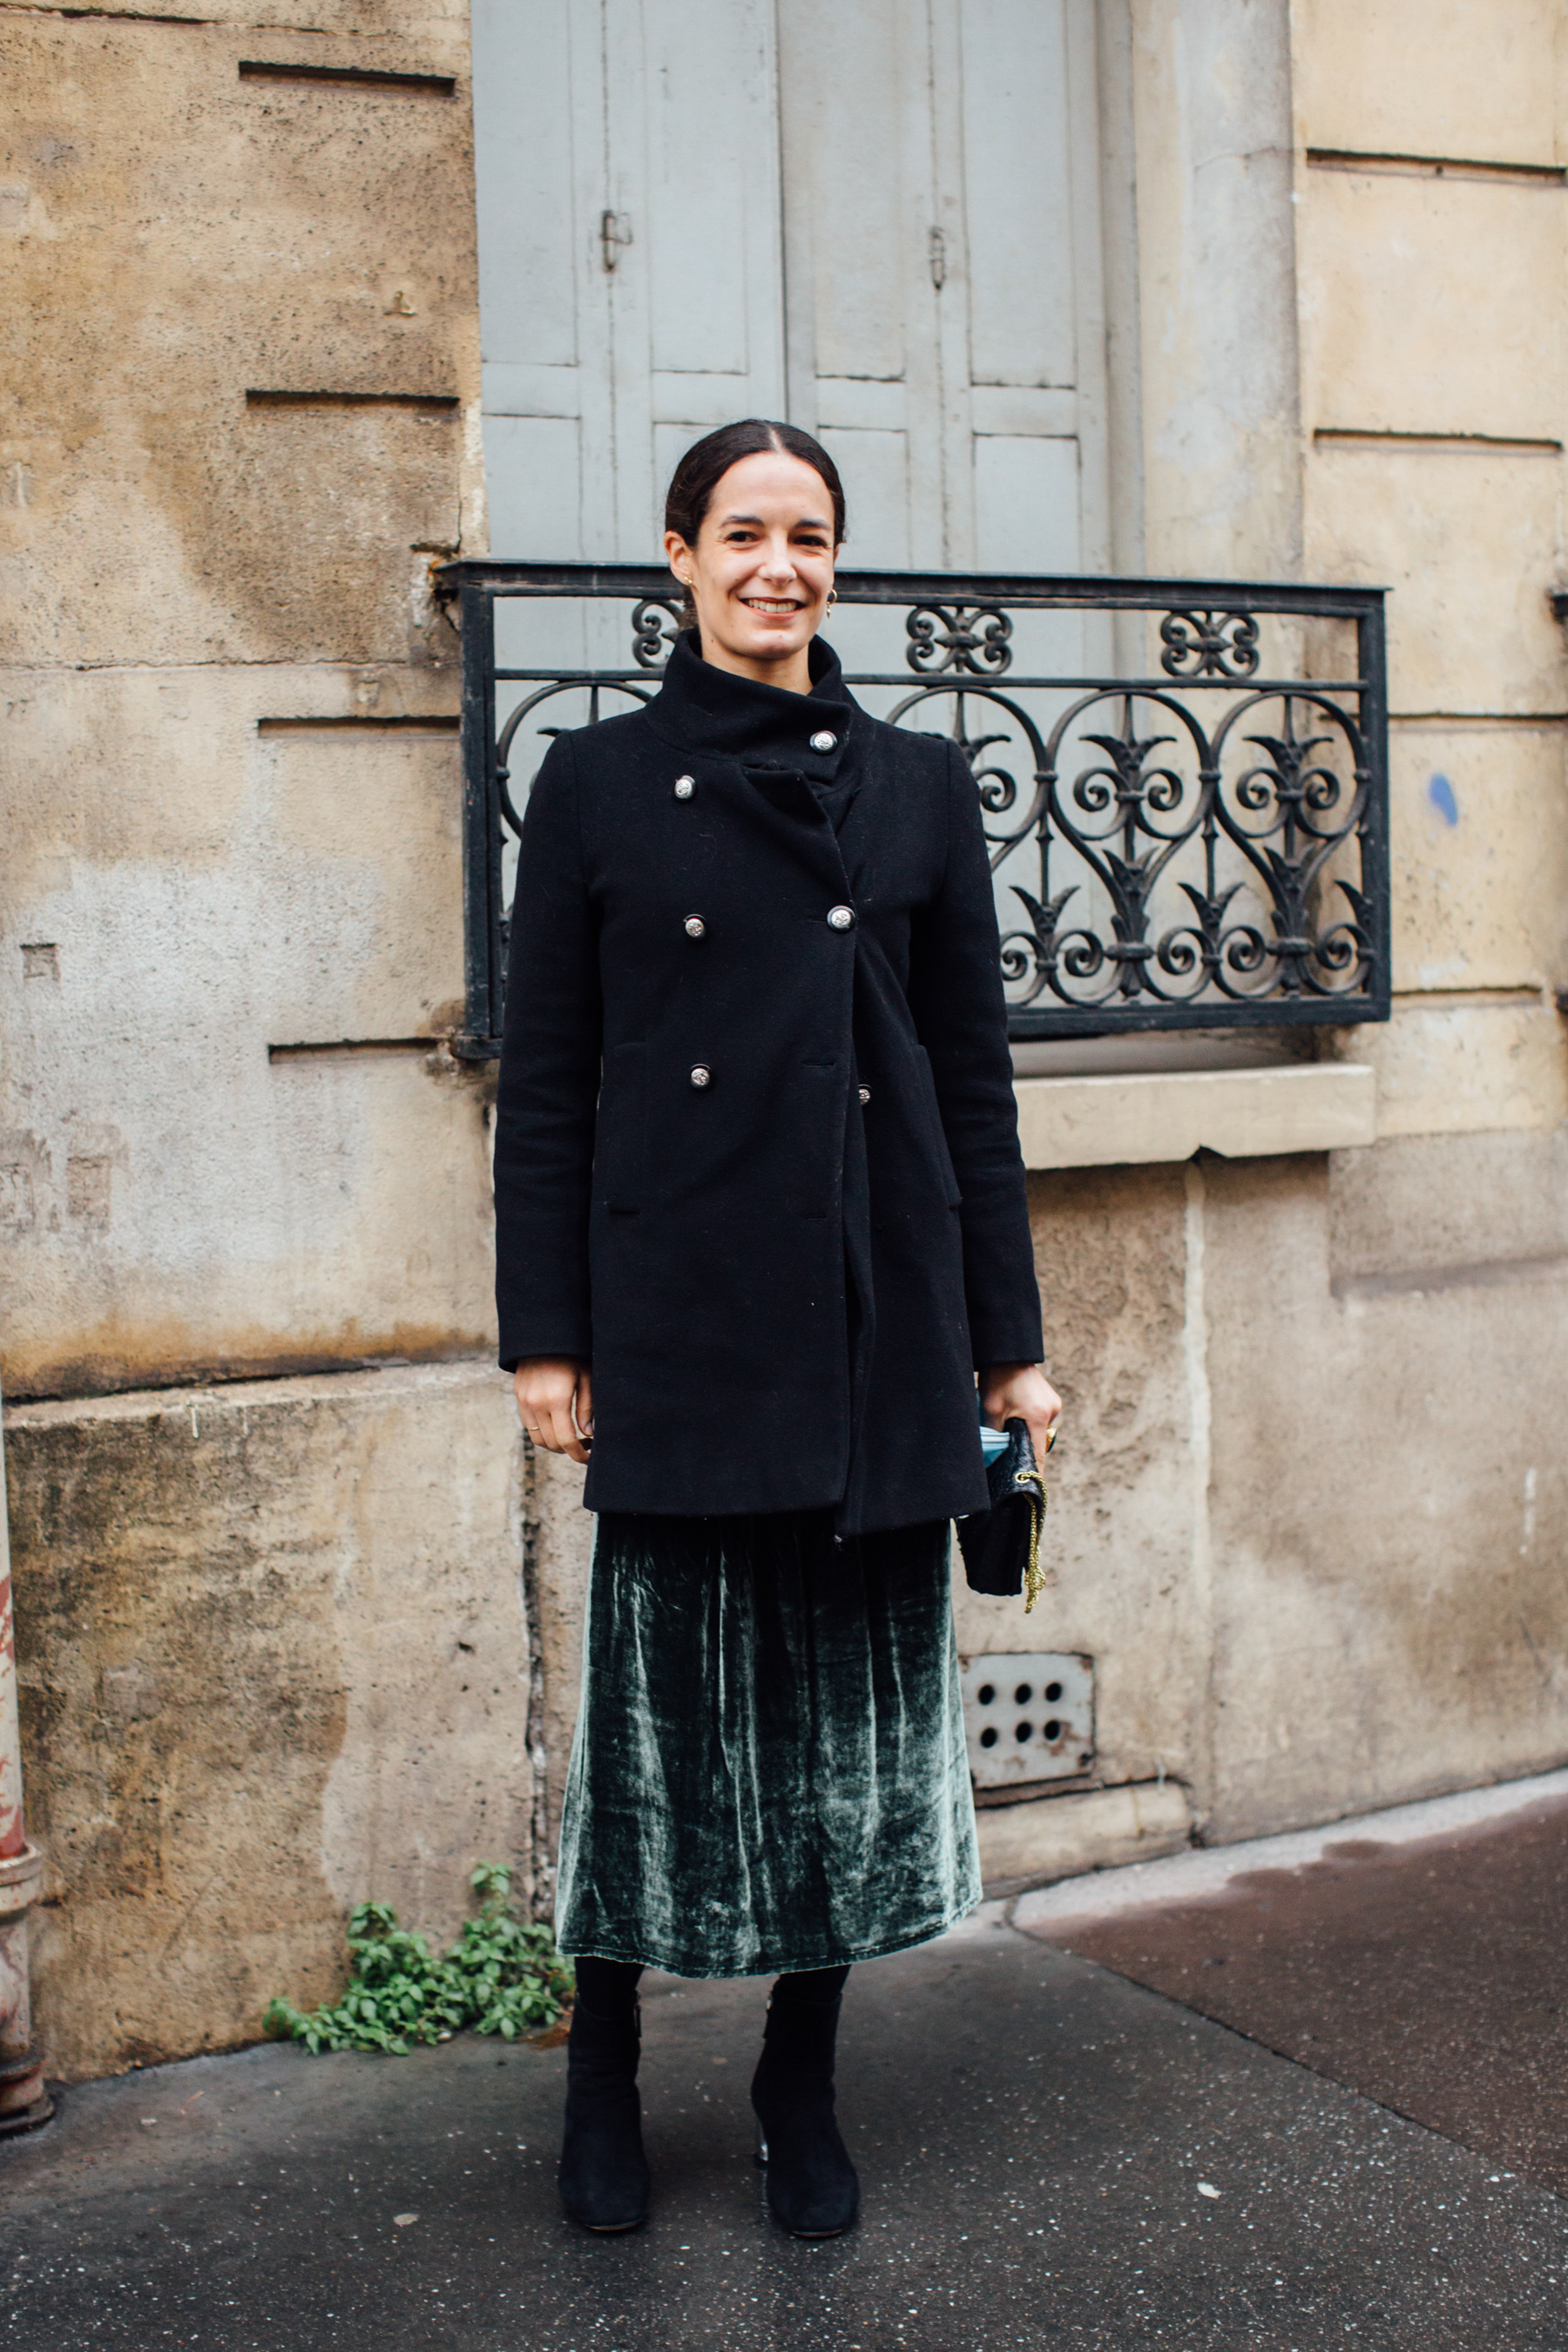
[493,631,1044,1535]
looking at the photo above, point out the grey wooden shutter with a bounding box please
[778,0,1109,571]
[472,0,786,561]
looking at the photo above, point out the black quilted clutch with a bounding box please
[956,1416,1048,1609]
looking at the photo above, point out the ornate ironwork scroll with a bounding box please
[905,603,1013,674]
[437,561,1388,1054]
[1158,609,1260,678]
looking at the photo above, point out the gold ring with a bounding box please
[1045,1423,1060,1451]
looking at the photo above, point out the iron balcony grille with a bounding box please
[436,563,1389,1058]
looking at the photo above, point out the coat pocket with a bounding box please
[596,1041,646,1213]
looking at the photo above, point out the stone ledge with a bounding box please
[1014,1061,1377,1169]
[976,1779,1194,1896]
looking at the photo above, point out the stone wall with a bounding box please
[7,1362,531,2083]
[1,0,491,1399]
[1,0,514,2078]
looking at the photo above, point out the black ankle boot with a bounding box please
[750,1989,859,2237]
[558,1997,651,2231]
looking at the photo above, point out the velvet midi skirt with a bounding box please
[554,1509,982,1977]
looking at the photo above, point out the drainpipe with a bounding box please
[0,1370,51,2134]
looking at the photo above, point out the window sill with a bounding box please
[1014,1061,1377,1170]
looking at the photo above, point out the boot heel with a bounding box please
[754,2117,769,2167]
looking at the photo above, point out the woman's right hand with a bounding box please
[514,1357,594,1464]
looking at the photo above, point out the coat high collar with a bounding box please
[647,628,861,783]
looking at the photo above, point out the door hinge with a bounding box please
[600,210,633,272]
[928,226,947,288]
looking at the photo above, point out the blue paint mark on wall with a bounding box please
[1428,772,1459,827]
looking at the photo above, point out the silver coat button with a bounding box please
[689,1064,712,1089]
[828,904,855,930]
[673,775,695,799]
[858,1084,871,1105]
[810,729,837,753]
[684,915,706,939]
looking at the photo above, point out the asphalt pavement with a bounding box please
[1027,1782,1568,2199]
[4,1852,1566,2352]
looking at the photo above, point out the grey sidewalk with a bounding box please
[3,1892,1565,2352]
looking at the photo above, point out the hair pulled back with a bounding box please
[664,419,846,631]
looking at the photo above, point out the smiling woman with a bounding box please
[496,418,1059,2244]
[661,419,845,690]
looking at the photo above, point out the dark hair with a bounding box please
[664,419,846,629]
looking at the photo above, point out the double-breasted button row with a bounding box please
[690,1065,861,1098]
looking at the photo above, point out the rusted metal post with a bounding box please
[0,1371,51,2133]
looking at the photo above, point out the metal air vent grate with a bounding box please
[962,1652,1093,1788]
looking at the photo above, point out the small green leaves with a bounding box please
[265,1865,574,2056]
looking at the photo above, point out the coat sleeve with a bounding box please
[907,740,1044,1369]
[493,733,601,1370]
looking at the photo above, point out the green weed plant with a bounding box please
[265,1863,574,2056]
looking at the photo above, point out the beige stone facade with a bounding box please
[3,0,1566,2080]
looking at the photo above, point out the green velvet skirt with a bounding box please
[555,1510,981,1977]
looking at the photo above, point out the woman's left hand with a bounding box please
[979,1362,1063,1466]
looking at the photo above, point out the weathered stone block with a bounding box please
[1328,1126,1568,1286]
[1300,170,1562,443]
[1389,725,1568,994]
[1334,998,1568,1141]
[1202,1152,1568,1842]
[976,1779,1193,1895]
[8,1359,528,2081]
[1294,0,1559,164]
[0,13,481,669]
[1306,443,1564,716]
[0,1041,496,1402]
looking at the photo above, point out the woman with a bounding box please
[496,418,1060,2239]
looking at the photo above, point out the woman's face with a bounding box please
[664,450,840,673]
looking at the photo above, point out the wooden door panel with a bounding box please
[778,0,1104,571]
[483,416,583,564]
[819,429,914,568]
[960,0,1078,390]
[474,0,784,561]
[974,433,1080,571]
[472,0,578,377]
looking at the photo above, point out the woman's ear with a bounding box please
[663,529,698,635]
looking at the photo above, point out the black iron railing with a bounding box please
[436,563,1389,1058]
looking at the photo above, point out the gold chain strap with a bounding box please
[1013,1464,1049,1614]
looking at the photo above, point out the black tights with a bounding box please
[573,1954,849,2021]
